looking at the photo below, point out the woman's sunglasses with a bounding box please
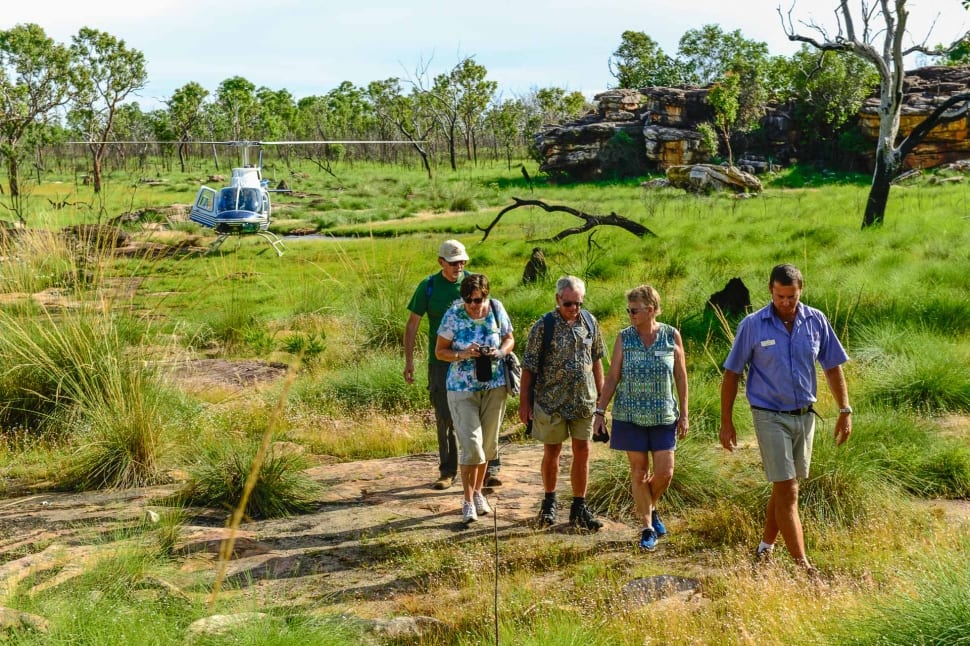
[463,297,486,304]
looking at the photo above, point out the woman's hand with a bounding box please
[676,415,689,440]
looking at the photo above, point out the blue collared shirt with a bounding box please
[723,303,848,410]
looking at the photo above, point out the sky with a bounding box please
[4,0,968,110]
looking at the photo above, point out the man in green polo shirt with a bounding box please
[404,240,502,490]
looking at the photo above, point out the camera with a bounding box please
[475,354,493,381]
[593,427,610,443]
[478,345,494,357]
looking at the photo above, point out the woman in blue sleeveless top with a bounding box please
[594,285,689,551]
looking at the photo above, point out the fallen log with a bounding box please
[477,197,656,242]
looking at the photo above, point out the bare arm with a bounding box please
[594,335,624,435]
[403,312,422,384]
[824,365,852,446]
[719,369,741,451]
[673,329,689,439]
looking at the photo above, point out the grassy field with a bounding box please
[0,158,969,644]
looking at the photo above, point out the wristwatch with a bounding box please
[839,406,853,415]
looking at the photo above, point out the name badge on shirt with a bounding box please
[655,350,670,356]
[761,339,776,347]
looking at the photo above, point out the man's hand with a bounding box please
[403,362,415,385]
[834,413,852,446]
[719,421,737,452]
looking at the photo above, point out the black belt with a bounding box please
[751,405,815,416]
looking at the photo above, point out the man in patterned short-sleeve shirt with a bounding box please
[519,276,605,531]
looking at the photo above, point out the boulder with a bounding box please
[666,164,763,194]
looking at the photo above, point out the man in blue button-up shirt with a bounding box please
[719,264,852,572]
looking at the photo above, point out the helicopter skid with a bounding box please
[207,231,286,257]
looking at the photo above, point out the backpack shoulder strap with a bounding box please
[580,309,596,334]
[536,312,555,376]
[424,273,436,304]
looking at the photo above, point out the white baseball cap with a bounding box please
[438,239,469,262]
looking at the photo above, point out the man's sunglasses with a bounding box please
[463,297,486,304]
[561,301,583,308]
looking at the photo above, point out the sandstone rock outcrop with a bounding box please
[858,66,970,169]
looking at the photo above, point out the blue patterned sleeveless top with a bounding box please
[612,323,679,426]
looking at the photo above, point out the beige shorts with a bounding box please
[530,403,594,444]
[447,388,506,465]
[752,408,815,481]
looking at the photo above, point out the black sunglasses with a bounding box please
[561,301,583,308]
[463,297,485,304]
[626,308,642,315]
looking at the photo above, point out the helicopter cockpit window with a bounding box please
[217,188,237,212]
[239,188,260,212]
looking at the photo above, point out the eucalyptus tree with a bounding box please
[424,57,496,169]
[677,25,770,86]
[452,58,497,164]
[68,27,147,194]
[166,81,209,172]
[609,31,689,88]
[707,72,741,165]
[780,46,879,161]
[214,76,259,141]
[257,87,296,165]
[782,0,970,227]
[486,98,528,169]
[0,23,75,201]
[367,77,435,178]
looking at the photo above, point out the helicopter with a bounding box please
[188,140,413,256]
[189,142,284,255]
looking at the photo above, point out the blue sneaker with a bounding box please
[639,527,658,551]
[651,510,667,537]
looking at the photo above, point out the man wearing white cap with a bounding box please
[404,240,502,490]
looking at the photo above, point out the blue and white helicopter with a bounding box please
[188,140,412,256]
[189,142,284,255]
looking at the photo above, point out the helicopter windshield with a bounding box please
[217,187,261,213]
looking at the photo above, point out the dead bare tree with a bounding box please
[477,197,656,242]
[780,1,970,228]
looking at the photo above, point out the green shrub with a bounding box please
[179,438,319,519]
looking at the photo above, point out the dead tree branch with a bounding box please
[477,197,656,242]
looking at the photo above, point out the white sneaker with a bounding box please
[462,500,478,524]
[473,492,492,515]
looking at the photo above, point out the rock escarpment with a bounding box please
[534,87,794,180]
[858,65,970,169]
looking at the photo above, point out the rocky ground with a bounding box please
[1,361,968,641]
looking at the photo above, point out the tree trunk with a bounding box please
[178,143,187,173]
[7,157,20,197]
[448,121,457,171]
[92,152,103,194]
[862,148,898,228]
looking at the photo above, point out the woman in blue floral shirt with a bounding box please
[435,274,514,524]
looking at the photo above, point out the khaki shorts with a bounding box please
[447,388,506,465]
[531,403,594,444]
[752,408,815,482]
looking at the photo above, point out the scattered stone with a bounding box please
[60,224,131,250]
[622,575,702,607]
[364,615,445,640]
[144,509,161,523]
[207,174,226,183]
[0,607,49,635]
[186,612,270,639]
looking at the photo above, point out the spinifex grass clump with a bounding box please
[179,438,319,519]
[587,438,744,521]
